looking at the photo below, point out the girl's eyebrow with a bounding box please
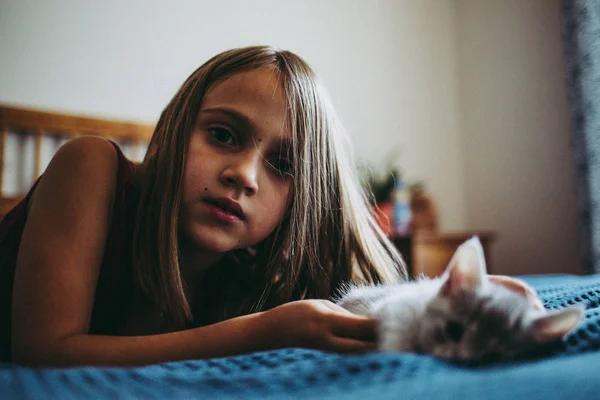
[200,107,255,132]
[199,106,292,150]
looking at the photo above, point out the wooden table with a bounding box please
[394,231,496,279]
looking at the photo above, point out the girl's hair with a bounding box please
[132,46,407,327]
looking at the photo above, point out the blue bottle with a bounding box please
[393,178,412,236]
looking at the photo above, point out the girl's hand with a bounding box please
[489,275,545,312]
[256,300,378,353]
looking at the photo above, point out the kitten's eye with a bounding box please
[445,321,464,342]
[209,127,235,145]
[481,351,501,361]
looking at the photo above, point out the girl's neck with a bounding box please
[178,240,224,298]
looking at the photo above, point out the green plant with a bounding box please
[361,167,399,204]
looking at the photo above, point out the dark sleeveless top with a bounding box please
[0,142,138,362]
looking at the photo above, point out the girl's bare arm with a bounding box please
[12,137,375,367]
[10,137,265,366]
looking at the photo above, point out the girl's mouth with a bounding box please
[203,198,245,222]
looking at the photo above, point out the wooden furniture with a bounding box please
[407,231,496,278]
[393,231,496,278]
[0,104,154,218]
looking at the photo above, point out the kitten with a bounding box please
[336,237,584,361]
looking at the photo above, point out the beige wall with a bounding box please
[0,0,467,231]
[0,0,581,275]
[455,0,580,275]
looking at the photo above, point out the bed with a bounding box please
[0,274,597,399]
[1,105,599,399]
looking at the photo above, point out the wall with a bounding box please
[0,0,466,230]
[455,0,580,275]
[0,0,581,275]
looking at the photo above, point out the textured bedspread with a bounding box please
[2,274,600,399]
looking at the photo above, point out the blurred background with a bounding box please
[0,0,580,277]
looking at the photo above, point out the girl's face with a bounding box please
[179,68,293,255]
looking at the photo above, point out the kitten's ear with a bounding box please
[440,236,487,297]
[531,305,584,343]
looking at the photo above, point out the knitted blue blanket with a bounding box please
[2,274,599,400]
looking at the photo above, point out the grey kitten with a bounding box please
[336,237,584,361]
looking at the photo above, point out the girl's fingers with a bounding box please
[331,313,378,342]
[321,301,355,315]
[328,337,378,354]
[489,275,546,312]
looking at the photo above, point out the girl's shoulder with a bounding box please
[0,136,139,245]
[25,136,135,212]
[50,136,122,178]
[0,137,124,221]
[50,135,139,171]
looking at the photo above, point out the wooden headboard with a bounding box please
[0,104,155,217]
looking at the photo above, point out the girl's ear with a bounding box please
[531,306,585,343]
[440,237,488,297]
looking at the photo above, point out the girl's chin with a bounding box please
[185,231,244,254]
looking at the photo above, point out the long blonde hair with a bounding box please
[133,46,407,327]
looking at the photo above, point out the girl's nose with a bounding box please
[221,152,259,195]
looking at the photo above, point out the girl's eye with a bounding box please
[269,157,293,175]
[209,127,235,145]
[444,321,464,342]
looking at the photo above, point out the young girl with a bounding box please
[0,46,541,367]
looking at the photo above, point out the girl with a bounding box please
[0,46,541,367]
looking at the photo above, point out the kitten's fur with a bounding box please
[336,237,584,360]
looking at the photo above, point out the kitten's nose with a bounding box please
[457,345,471,360]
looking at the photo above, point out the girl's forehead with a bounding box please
[200,68,291,140]
[203,68,284,111]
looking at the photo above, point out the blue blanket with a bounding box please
[2,274,600,399]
